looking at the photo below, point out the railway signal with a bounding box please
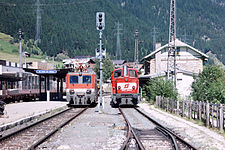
[96,12,105,31]
[96,47,106,59]
[96,12,105,112]
[19,28,23,90]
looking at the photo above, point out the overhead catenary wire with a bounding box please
[0,0,102,7]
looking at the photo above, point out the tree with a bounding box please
[142,78,178,103]
[191,65,225,104]
[93,56,114,82]
[23,39,43,55]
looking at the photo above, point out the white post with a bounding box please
[19,29,23,90]
[99,31,103,112]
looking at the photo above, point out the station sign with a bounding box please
[36,70,57,74]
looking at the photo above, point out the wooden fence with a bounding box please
[155,96,224,131]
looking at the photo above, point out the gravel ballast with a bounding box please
[38,96,126,150]
[138,102,225,150]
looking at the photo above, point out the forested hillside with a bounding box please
[0,0,225,64]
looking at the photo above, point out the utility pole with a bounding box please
[182,29,189,44]
[35,0,41,43]
[152,26,158,51]
[96,12,105,112]
[167,0,177,88]
[183,30,187,43]
[115,21,122,60]
[19,28,23,90]
[134,29,139,63]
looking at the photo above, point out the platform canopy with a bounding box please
[23,68,72,78]
[0,72,22,81]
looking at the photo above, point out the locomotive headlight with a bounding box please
[69,90,75,95]
[86,89,91,94]
[118,86,121,90]
[132,86,135,89]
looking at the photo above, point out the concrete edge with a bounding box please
[0,105,67,132]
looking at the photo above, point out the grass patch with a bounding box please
[0,32,63,67]
[0,42,63,67]
[0,40,18,53]
[0,33,13,41]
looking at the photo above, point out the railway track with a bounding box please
[119,107,198,150]
[0,107,87,150]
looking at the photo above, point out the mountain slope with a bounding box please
[0,0,224,64]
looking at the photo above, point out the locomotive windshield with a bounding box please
[129,70,137,77]
[70,75,78,84]
[83,75,92,84]
[114,69,122,78]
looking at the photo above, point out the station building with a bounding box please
[140,39,208,99]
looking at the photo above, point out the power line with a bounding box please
[115,21,123,60]
[167,0,177,88]
[0,0,101,7]
[35,0,41,44]
[134,29,139,62]
[152,26,159,51]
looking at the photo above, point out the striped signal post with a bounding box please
[96,12,105,112]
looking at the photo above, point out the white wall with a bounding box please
[176,72,194,99]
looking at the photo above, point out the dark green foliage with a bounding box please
[0,0,225,64]
[142,78,178,103]
[93,56,114,82]
[11,49,18,53]
[23,39,43,55]
[191,65,225,104]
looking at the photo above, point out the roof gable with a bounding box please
[142,39,208,61]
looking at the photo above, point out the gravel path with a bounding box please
[38,96,126,150]
[138,102,225,150]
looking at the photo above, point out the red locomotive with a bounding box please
[66,69,98,106]
[111,66,140,106]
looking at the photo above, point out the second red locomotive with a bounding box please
[111,66,141,106]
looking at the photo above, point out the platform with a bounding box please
[0,101,67,131]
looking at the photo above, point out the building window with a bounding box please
[177,47,181,55]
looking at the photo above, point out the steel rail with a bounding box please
[119,107,145,150]
[0,107,71,141]
[135,107,198,150]
[156,126,179,150]
[28,107,88,150]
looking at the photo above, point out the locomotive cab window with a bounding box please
[129,70,137,77]
[114,70,122,78]
[83,75,91,84]
[70,75,78,84]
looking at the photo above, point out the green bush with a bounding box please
[94,56,114,82]
[142,78,178,103]
[191,65,225,104]
[12,49,18,53]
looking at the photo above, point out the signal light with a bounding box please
[96,12,105,31]
[69,90,75,95]
[96,47,106,59]
[86,89,91,94]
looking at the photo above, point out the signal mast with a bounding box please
[167,0,177,88]
[96,12,105,112]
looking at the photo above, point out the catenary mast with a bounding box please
[116,21,122,60]
[35,0,41,43]
[167,0,177,88]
